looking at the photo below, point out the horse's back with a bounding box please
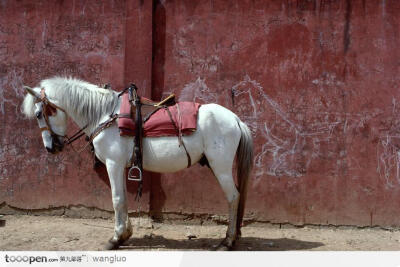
[197,103,241,135]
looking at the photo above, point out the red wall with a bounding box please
[1,0,400,227]
[0,0,151,212]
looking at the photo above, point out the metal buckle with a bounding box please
[128,166,142,182]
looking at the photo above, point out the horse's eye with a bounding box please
[35,111,42,119]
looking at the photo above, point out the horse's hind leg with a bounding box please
[213,168,240,250]
[205,141,240,250]
[104,160,132,249]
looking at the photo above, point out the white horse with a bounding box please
[21,77,253,250]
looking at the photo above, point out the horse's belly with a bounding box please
[143,155,188,173]
[142,136,203,173]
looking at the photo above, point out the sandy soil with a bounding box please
[0,215,400,251]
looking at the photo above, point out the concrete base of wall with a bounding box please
[1,202,399,231]
[0,202,112,219]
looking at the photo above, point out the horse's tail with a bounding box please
[235,119,253,237]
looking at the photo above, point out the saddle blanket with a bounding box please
[118,95,201,137]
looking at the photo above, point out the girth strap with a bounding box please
[164,106,192,167]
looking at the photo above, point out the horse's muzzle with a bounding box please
[46,135,64,154]
[54,141,64,152]
[46,146,56,154]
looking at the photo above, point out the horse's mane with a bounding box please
[22,93,36,118]
[23,77,118,129]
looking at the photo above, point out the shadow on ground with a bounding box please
[120,235,324,251]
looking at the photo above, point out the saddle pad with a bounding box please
[118,93,201,137]
[144,102,201,137]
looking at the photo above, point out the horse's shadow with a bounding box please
[119,235,324,251]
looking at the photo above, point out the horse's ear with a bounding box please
[24,86,40,99]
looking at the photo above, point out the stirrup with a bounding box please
[128,166,142,182]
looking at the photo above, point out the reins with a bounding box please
[64,125,88,145]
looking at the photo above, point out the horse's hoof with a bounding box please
[214,244,231,251]
[213,239,234,251]
[104,239,123,250]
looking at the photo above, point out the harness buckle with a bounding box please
[127,166,142,182]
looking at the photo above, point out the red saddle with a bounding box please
[118,93,201,137]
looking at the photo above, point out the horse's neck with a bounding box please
[50,82,118,136]
[66,109,95,135]
[58,99,114,137]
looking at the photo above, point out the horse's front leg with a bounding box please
[104,160,132,250]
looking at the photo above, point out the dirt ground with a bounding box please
[1,215,400,251]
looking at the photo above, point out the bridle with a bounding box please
[37,88,66,138]
[33,88,88,148]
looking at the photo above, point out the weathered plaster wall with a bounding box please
[1,0,400,227]
[0,0,152,212]
[151,0,400,226]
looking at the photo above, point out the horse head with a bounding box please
[22,86,67,154]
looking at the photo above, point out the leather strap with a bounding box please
[40,126,50,132]
[89,114,118,142]
[128,84,144,200]
[118,113,131,119]
[164,107,192,167]
[40,88,66,113]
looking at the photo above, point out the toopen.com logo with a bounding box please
[4,254,57,264]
